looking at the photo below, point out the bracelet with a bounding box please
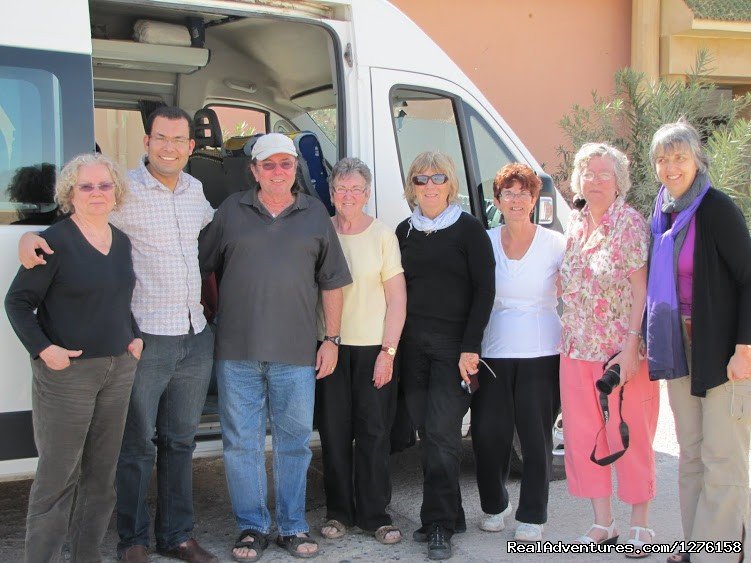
[627,329,642,339]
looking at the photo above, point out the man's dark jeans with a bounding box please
[116,328,213,555]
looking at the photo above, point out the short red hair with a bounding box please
[492,163,541,200]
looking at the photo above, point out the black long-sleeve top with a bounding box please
[396,212,495,353]
[5,218,140,359]
[686,188,751,396]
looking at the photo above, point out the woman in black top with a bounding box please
[5,153,142,563]
[645,120,751,563]
[395,151,495,561]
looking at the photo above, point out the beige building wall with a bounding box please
[390,0,632,174]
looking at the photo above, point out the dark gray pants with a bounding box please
[25,353,138,563]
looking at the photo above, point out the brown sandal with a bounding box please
[374,525,403,545]
[320,519,346,540]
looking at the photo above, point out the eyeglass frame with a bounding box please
[75,182,116,193]
[332,185,369,196]
[581,171,615,182]
[148,134,192,148]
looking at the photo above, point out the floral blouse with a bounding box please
[559,196,649,362]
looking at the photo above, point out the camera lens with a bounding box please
[596,364,621,395]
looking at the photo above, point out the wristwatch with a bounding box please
[381,345,396,357]
[323,335,341,346]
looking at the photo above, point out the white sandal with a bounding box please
[625,526,655,558]
[576,520,619,544]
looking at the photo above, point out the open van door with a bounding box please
[370,68,563,231]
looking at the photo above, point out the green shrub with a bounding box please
[554,50,751,226]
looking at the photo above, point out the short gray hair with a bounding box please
[56,153,128,214]
[649,119,709,174]
[330,157,372,191]
[570,142,631,199]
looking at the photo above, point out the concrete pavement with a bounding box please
[0,382,744,562]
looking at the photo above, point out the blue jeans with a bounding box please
[216,360,315,536]
[116,328,214,554]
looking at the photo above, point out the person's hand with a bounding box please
[315,341,339,379]
[605,339,640,385]
[127,338,144,360]
[19,232,53,268]
[458,352,479,385]
[727,345,751,381]
[372,351,394,389]
[39,345,82,370]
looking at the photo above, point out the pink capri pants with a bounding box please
[560,355,659,504]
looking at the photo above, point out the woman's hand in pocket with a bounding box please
[39,344,82,370]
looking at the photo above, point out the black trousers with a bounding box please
[470,355,560,524]
[401,329,470,532]
[315,344,397,531]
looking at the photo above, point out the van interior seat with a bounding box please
[186,108,226,208]
[186,117,332,213]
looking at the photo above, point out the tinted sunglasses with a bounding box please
[412,173,448,186]
[76,182,115,192]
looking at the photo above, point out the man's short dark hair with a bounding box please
[145,106,194,139]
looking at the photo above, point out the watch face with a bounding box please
[326,336,341,345]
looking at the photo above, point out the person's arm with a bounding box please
[316,288,343,379]
[710,195,751,380]
[4,253,82,369]
[18,231,53,268]
[459,219,496,383]
[373,273,407,389]
[197,210,224,277]
[606,266,647,384]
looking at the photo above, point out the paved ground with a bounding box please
[0,382,747,562]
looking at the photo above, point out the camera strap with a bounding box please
[589,385,630,466]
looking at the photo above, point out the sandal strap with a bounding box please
[277,533,319,552]
[235,529,269,550]
[630,526,655,538]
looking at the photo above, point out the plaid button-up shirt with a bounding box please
[110,158,215,336]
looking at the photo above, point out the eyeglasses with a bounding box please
[333,185,368,195]
[499,190,533,202]
[76,182,115,193]
[259,160,296,171]
[149,134,191,148]
[412,173,448,186]
[581,171,615,182]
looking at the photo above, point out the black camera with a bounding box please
[596,363,621,395]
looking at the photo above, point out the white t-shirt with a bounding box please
[481,225,566,358]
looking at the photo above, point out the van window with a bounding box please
[94,108,145,170]
[464,104,516,228]
[0,66,63,225]
[209,105,267,140]
[390,88,471,214]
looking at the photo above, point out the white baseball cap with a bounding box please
[251,133,298,161]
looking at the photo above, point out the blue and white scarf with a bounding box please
[407,203,463,236]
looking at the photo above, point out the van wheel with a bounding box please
[509,412,566,481]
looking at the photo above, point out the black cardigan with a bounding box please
[688,188,751,396]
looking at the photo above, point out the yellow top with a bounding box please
[318,218,403,345]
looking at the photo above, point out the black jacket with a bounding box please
[689,188,751,396]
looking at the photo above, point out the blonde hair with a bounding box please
[403,151,460,207]
[55,153,128,214]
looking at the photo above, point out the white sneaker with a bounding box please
[514,522,543,542]
[479,503,512,532]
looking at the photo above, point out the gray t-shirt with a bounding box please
[199,188,352,365]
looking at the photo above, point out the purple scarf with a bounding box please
[645,180,710,379]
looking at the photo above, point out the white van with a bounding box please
[0,0,569,480]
